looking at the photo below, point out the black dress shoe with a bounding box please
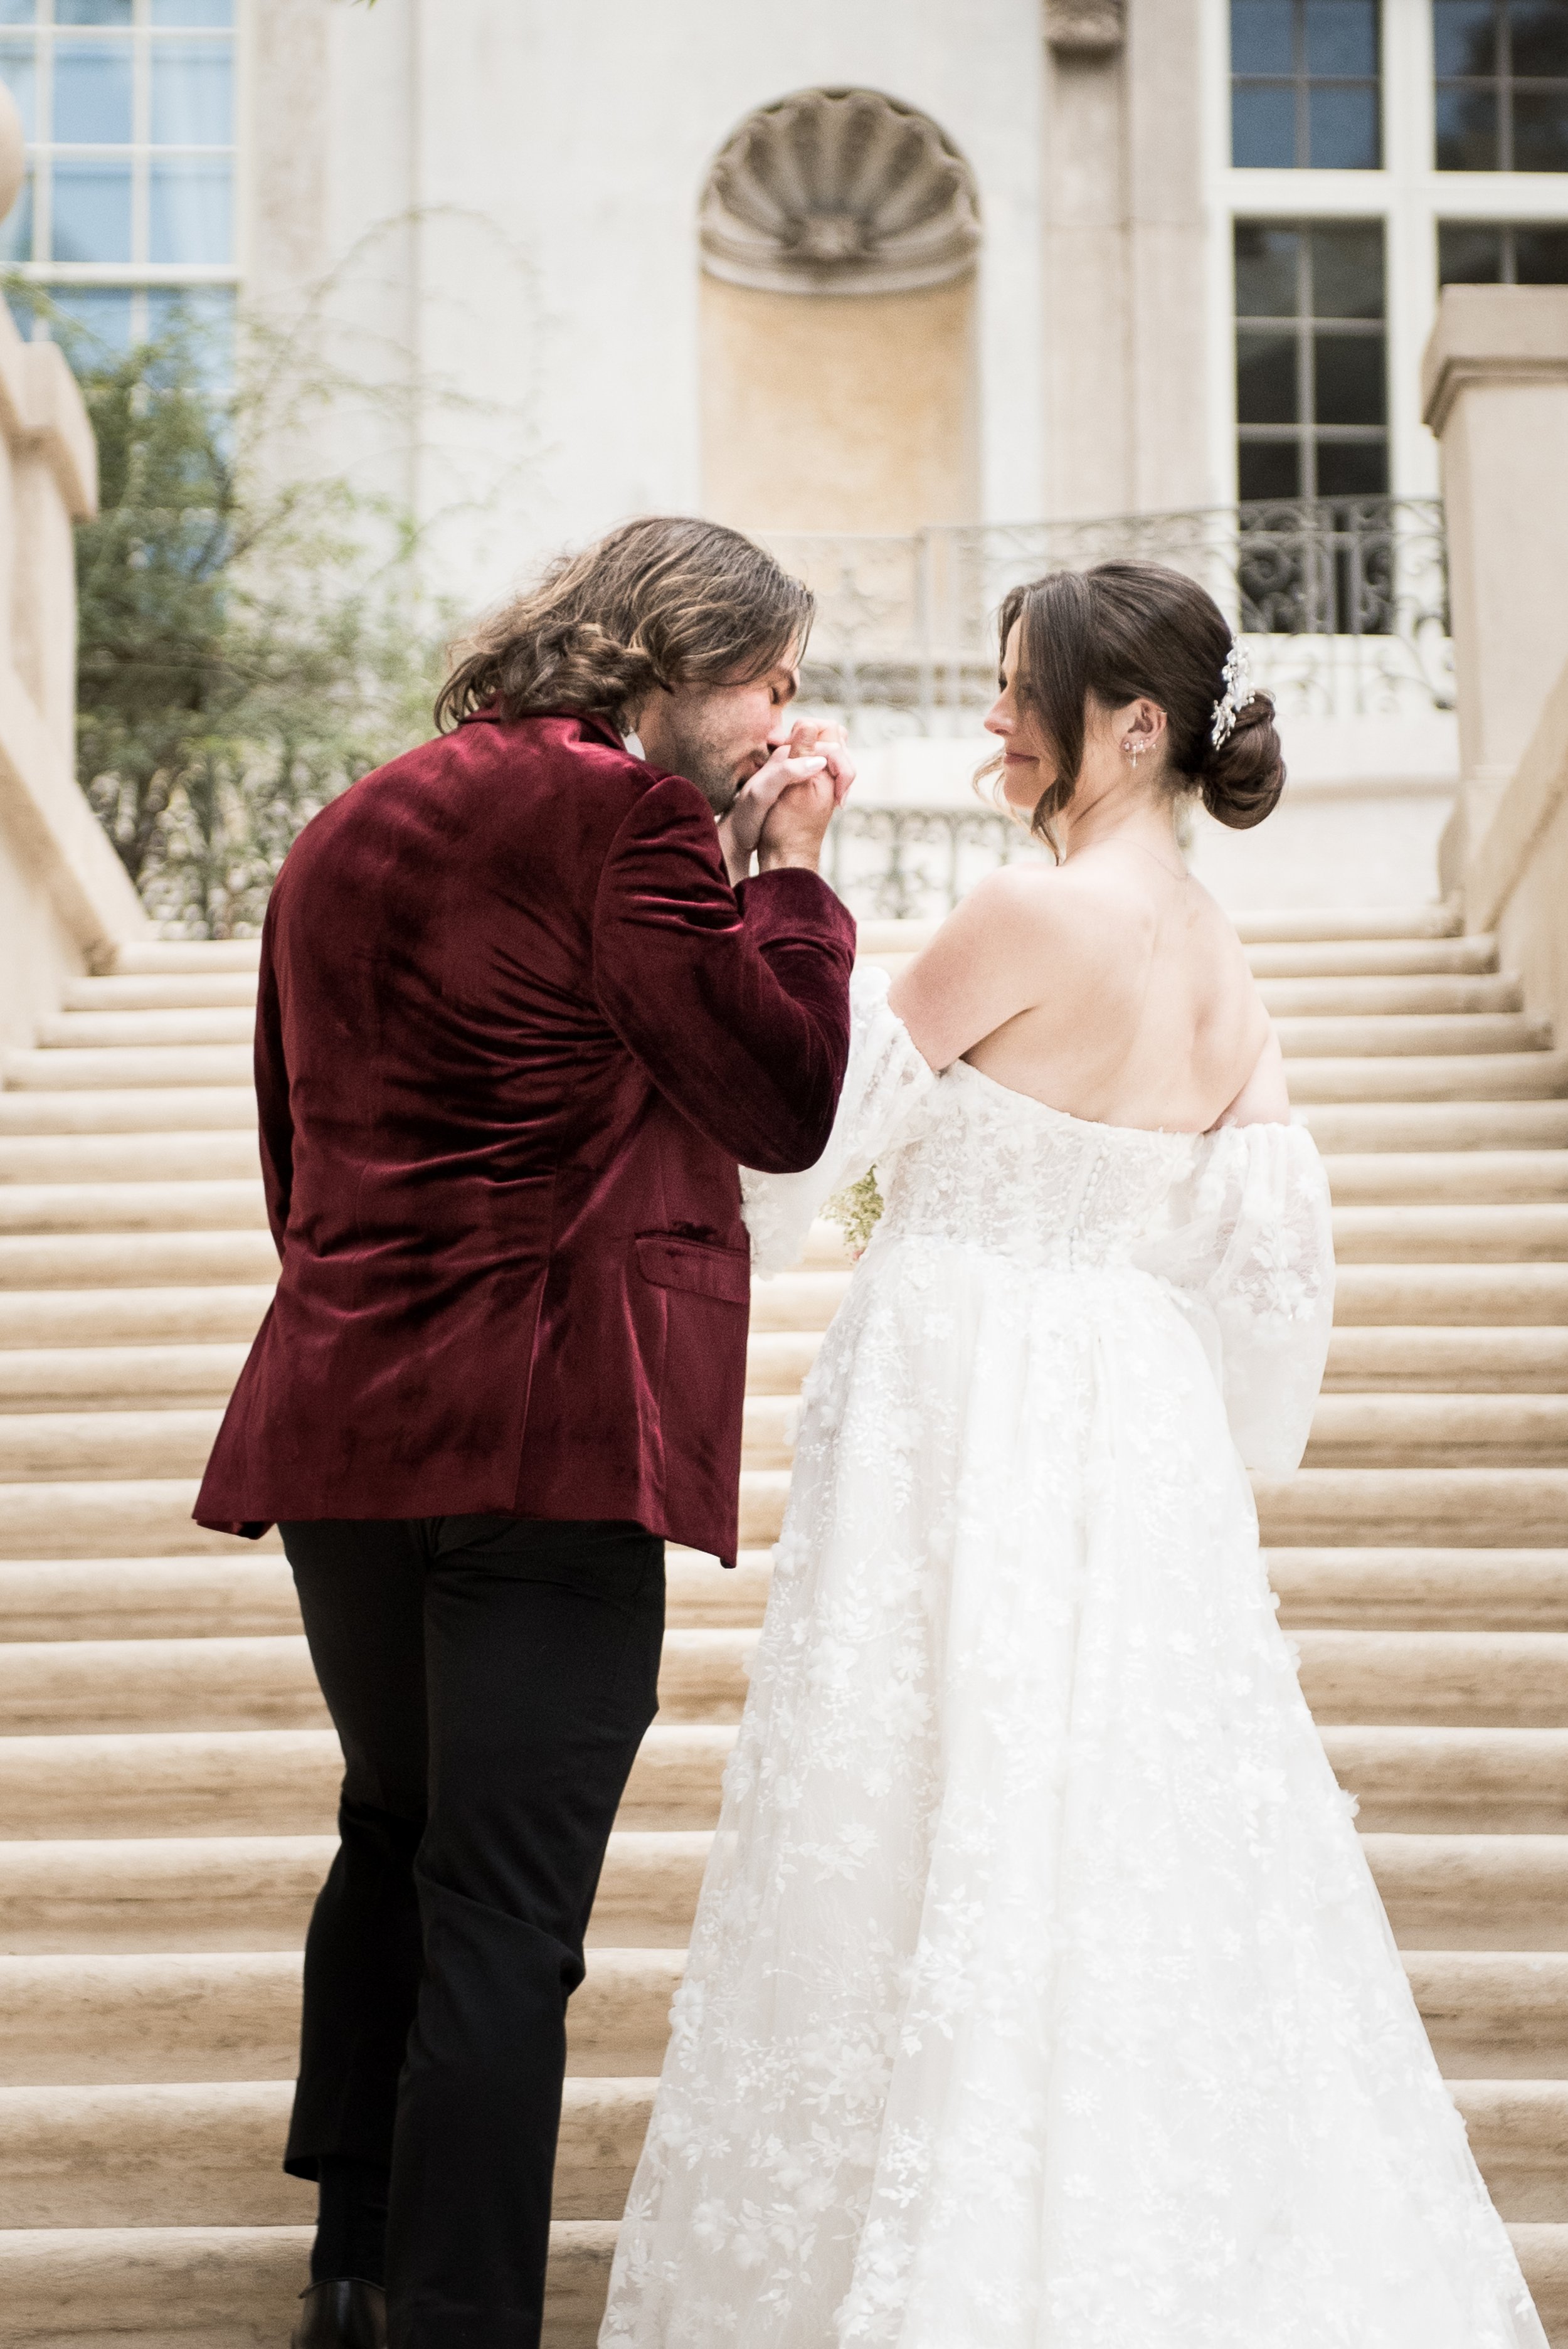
[291,2279,388,2349]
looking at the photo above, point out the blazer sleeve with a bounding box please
[253,901,294,1256]
[590,775,857,1173]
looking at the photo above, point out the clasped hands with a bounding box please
[718,721,855,886]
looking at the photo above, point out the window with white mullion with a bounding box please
[0,0,236,363]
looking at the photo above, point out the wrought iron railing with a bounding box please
[771,496,1453,729]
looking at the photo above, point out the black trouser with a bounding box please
[280,1514,665,2349]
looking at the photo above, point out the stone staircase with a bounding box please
[1,904,1566,2347]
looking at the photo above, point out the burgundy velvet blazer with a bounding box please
[194,708,856,1562]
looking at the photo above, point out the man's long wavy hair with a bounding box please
[435,517,814,735]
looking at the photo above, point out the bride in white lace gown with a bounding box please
[600,565,1546,2349]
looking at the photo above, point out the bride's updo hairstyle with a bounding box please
[990,561,1286,852]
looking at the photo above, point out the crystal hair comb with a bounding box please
[1209,640,1257,751]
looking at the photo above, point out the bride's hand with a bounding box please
[718,724,855,883]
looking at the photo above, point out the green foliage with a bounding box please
[18,289,445,936]
[824,1167,884,1258]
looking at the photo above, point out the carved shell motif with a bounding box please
[700,88,980,297]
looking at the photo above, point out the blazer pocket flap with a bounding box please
[635,1233,751,1305]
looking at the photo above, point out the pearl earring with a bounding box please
[1123,737,1146,766]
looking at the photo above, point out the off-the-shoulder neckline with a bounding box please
[948,1054,1298,1145]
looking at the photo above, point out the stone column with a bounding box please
[1420,285,1568,882]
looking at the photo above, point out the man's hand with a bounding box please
[719,721,855,883]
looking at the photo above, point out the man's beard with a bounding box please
[659,714,754,818]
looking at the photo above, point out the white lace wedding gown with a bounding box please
[600,970,1545,2349]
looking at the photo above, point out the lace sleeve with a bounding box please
[740,965,936,1275]
[1137,1121,1335,1474]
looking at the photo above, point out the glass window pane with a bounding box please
[1513,221,1568,277]
[1239,438,1303,499]
[0,2,37,23]
[50,157,131,261]
[1509,89,1568,169]
[1435,81,1502,166]
[1434,0,1500,75]
[1310,220,1385,314]
[149,155,231,262]
[1235,220,1300,315]
[1510,2,1568,76]
[1315,437,1389,494]
[53,38,132,144]
[0,164,31,262]
[49,283,133,360]
[1438,220,1508,278]
[151,41,231,144]
[1237,328,1301,421]
[151,0,233,20]
[0,37,35,137]
[1304,0,1378,74]
[55,0,131,23]
[1313,332,1387,422]
[1231,0,1294,72]
[1308,81,1380,164]
[1233,82,1299,165]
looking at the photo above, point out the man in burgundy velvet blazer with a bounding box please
[193,521,855,2349]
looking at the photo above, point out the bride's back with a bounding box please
[962,843,1269,1134]
[889,561,1288,1137]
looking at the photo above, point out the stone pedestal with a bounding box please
[1420,287,1568,884]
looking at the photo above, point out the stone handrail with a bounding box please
[0,82,146,1054]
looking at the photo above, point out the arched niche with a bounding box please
[698,89,981,536]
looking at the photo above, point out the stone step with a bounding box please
[3,1716,1560,1842]
[1325,1153,1568,1205]
[4,1047,257,1091]
[1302,1632,1568,1727]
[0,1088,258,1135]
[1288,1054,1568,1103]
[0,1482,273,1560]
[0,1133,260,1185]
[0,1549,771,1643]
[1412,1953,1568,2079]
[1323,1329,1568,1392]
[0,1628,753,1736]
[0,1345,250,1411]
[0,1183,267,1237]
[0,2220,615,2349]
[1305,1396,1568,1467]
[110,941,262,975]
[1367,1833,1568,1950]
[0,1232,277,1291]
[1276,1013,1551,1059]
[0,1831,708,1953]
[1325,1726,1568,1831]
[1300,1101,1568,1152]
[63,974,262,1013]
[36,1010,258,1051]
[1254,1468,1568,1547]
[1268,1550,1568,1631]
[9,2072,1556,2237]
[1261,975,1523,1016]
[0,1947,682,2087]
[0,1288,272,1351]
[1332,1266,1568,1325]
[0,1724,729,1839]
[3,1941,1562,2092]
[1248,936,1498,978]
[0,1411,225,1483]
[0,2074,657,2227]
[1332,1206,1568,1263]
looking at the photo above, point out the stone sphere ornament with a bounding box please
[700,88,981,298]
